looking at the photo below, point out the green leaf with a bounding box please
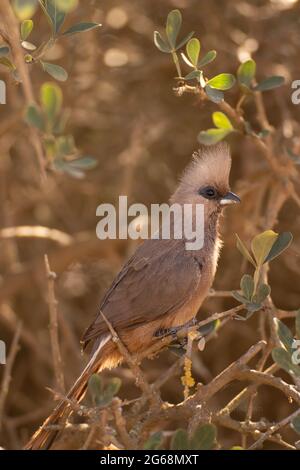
[21,41,37,51]
[296,311,300,340]
[41,61,68,81]
[254,76,285,92]
[198,128,231,145]
[171,429,189,450]
[251,230,278,267]
[186,38,200,67]
[236,234,256,267]
[25,104,44,131]
[67,156,97,170]
[166,9,182,50]
[274,319,294,354]
[232,291,248,304]
[212,111,233,130]
[88,374,103,405]
[40,82,63,122]
[237,59,256,88]
[39,0,65,34]
[198,320,219,336]
[245,302,262,314]
[190,424,217,450]
[175,31,195,50]
[143,431,163,450]
[240,274,254,301]
[184,70,201,81]
[0,57,15,70]
[13,0,38,20]
[272,347,300,377]
[54,0,78,13]
[21,19,33,40]
[56,135,75,155]
[62,22,101,36]
[198,50,217,68]
[291,416,300,435]
[101,377,121,404]
[153,31,171,53]
[205,85,224,103]
[264,232,293,264]
[206,73,236,91]
[253,283,271,304]
[53,159,85,178]
[0,45,9,56]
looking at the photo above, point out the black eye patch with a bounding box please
[198,186,219,200]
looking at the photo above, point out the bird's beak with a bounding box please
[220,191,241,206]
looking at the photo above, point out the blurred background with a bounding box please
[0,0,300,449]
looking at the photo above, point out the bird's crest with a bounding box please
[181,143,232,192]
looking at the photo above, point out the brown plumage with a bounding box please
[25,143,240,450]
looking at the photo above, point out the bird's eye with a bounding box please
[199,186,218,199]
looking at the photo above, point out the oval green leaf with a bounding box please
[176,31,195,50]
[264,232,292,264]
[41,61,68,81]
[0,45,9,56]
[171,429,189,450]
[274,319,294,353]
[190,424,217,450]
[251,230,278,266]
[198,50,217,68]
[12,0,38,20]
[25,104,44,131]
[186,38,200,67]
[143,431,163,450]
[240,274,254,301]
[254,76,285,92]
[198,128,231,145]
[55,0,78,13]
[166,9,182,49]
[153,31,171,53]
[21,19,33,40]
[62,22,101,36]
[205,85,224,103]
[237,59,256,88]
[40,82,63,122]
[212,111,233,130]
[236,234,256,267]
[0,57,15,70]
[206,73,236,90]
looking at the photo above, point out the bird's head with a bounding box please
[170,143,240,217]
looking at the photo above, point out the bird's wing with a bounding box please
[82,238,201,346]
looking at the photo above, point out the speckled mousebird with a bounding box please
[26,142,240,449]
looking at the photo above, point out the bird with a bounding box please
[25,142,240,449]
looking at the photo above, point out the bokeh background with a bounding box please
[0,0,300,449]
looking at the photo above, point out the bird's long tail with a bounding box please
[25,334,112,450]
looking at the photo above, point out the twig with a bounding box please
[236,368,300,405]
[0,322,22,430]
[0,226,72,246]
[45,254,65,395]
[248,407,300,450]
[112,398,136,449]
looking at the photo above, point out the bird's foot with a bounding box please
[154,318,197,342]
[154,326,180,339]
